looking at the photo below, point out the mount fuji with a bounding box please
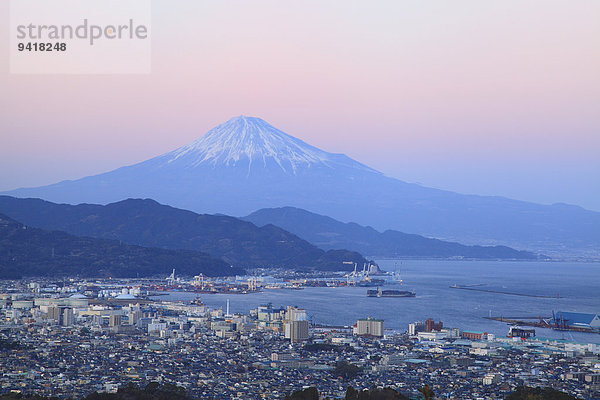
[5,116,599,257]
[166,116,377,175]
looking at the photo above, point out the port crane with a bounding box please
[167,268,176,286]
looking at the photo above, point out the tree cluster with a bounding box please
[0,383,193,400]
[332,361,362,380]
[505,386,578,400]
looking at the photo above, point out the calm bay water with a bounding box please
[154,260,600,343]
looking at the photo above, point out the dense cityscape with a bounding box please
[1,277,599,400]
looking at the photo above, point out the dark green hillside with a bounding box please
[0,196,366,270]
[0,214,239,279]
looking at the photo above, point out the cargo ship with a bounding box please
[367,288,416,298]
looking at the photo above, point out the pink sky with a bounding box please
[1,0,599,210]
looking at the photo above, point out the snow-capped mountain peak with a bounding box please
[162,116,378,174]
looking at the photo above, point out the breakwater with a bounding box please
[450,284,558,298]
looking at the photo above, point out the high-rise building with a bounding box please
[61,308,74,326]
[285,306,307,322]
[48,306,74,326]
[128,310,143,325]
[284,320,309,342]
[424,318,443,332]
[408,321,424,335]
[109,314,122,327]
[282,306,309,342]
[256,304,286,322]
[353,317,384,338]
[47,306,61,322]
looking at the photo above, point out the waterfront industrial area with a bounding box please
[1,274,599,399]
